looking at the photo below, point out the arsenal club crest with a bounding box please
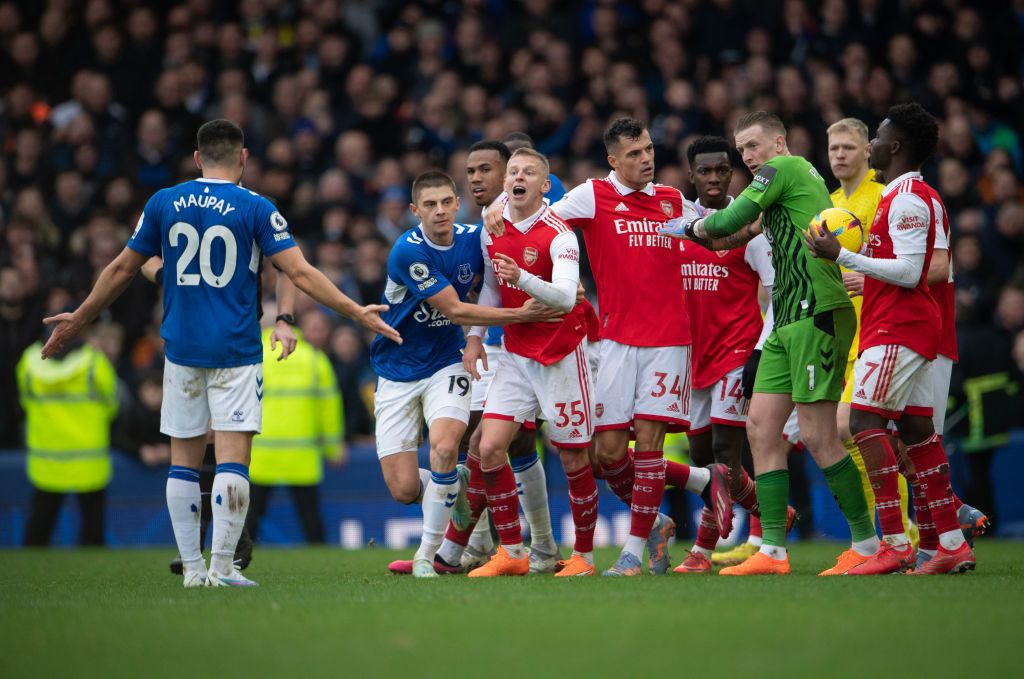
[595,403,604,418]
[660,200,673,217]
[523,246,539,266]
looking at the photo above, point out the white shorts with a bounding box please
[594,341,690,432]
[484,340,593,448]
[469,343,504,412]
[782,409,801,446]
[161,358,263,438]
[374,363,471,459]
[688,366,748,434]
[851,345,933,420]
[931,354,953,434]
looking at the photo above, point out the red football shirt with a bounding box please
[860,173,941,360]
[922,184,958,362]
[682,233,774,389]
[551,172,691,347]
[485,206,589,365]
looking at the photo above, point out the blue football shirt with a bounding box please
[371,223,484,382]
[127,178,297,368]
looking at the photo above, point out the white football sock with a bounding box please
[623,535,645,560]
[747,535,764,547]
[468,510,494,552]
[759,544,787,559]
[938,528,966,551]
[684,466,711,494]
[414,470,459,562]
[691,545,713,558]
[851,535,881,556]
[512,456,554,548]
[883,533,910,547]
[210,464,250,575]
[167,467,205,575]
[414,468,431,503]
[436,538,465,565]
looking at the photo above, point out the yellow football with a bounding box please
[808,207,864,253]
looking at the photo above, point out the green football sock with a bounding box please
[823,455,876,542]
[755,470,789,547]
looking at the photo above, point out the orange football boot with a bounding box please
[554,553,595,577]
[467,546,529,578]
[819,548,870,576]
[719,551,790,575]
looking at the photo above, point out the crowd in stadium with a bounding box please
[1,0,1022,516]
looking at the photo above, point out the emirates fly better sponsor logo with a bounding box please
[614,216,676,249]
[680,261,731,291]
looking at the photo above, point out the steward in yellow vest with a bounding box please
[246,326,343,543]
[17,339,118,545]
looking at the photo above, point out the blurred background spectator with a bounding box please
[0,0,1021,484]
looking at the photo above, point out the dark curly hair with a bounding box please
[604,117,647,153]
[468,140,511,162]
[886,103,939,167]
[686,135,732,166]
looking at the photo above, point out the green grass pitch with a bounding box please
[2,541,1022,678]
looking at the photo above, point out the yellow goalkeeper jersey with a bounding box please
[830,169,884,361]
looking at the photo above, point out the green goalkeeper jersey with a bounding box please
[739,154,852,327]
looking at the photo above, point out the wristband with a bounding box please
[275,313,296,326]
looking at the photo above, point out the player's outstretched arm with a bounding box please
[270,247,402,344]
[41,247,148,359]
[428,286,560,326]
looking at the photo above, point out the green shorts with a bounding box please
[755,307,855,403]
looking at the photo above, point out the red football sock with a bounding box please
[482,461,522,546]
[629,450,666,539]
[664,459,691,488]
[892,443,938,551]
[749,513,762,539]
[444,454,486,546]
[734,467,757,511]
[566,464,599,553]
[695,507,719,551]
[855,429,905,539]
[905,434,959,536]
[600,455,634,505]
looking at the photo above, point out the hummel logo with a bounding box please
[569,429,582,439]
[667,402,680,413]
[614,202,628,212]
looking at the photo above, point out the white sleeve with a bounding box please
[932,198,949,251]
[548,182,596,223]
[516,230,579,312]
[755,292,774,350]
[888,192,931,255]
[836,250,925,288]
[469,232,502,338]
[743,235,775,288]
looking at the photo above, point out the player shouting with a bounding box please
[663,111,878,575]
[485,118,733,576]
[805,103,977,574]
[466,148,600,577]
[42,119,399,587]
[370,171,557,578]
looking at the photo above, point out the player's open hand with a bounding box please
[483,200,506,236]
[40,311,83,359]
[463,335,487,380]
[520,298,566,322]
[803,222,841,261]
[842,271,865,296]
[270,322,298,360]
[493,253,521,284]
[575,282,585,306]
[359,304,402,344]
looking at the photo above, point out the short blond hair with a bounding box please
[827,118,870,141]
[509,147,550,176]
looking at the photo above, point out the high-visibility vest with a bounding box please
[250,328,343,486]
[17,342,118,493]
